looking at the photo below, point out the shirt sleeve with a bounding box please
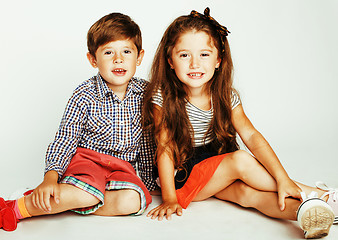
[44,90,87,180]
[152,88,163,107]
[136,127,157,192]
[231,90,241,109]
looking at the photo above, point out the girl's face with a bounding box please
[169,30,221,94]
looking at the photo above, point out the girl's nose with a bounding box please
[189,56,199,68]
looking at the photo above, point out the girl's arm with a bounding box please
[146,105,183,220]
[231,104,301,210]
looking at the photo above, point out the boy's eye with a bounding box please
[104,51,112,55]
[124,50,132,54]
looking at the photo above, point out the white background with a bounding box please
[0,0,337,197]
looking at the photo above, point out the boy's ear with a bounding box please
[87,52,97,68]
[136,49,145,66]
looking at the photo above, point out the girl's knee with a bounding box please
[230,150,258,177]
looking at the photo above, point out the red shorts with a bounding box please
[176,154,227,209]
[60,147,152,215]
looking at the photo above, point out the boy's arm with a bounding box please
[44,91,87,181]
[34,91,86,212]
[31,170,60,212]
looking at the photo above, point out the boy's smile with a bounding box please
[112,68,127,76]
[87,40,144,99]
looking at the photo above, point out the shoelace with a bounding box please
[300,191,319,201]
[316,181,338,202]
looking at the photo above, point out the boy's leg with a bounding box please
[24,183,99,216]
[93,189,141,216]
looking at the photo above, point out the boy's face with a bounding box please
[87,39,144,96]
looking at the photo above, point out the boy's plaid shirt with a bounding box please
[45,74,157,191]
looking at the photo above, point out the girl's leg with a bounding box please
[214,180,300,220]
[24,183,100,216]
[194,150,325,201]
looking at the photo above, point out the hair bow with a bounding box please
[190,7,230,37]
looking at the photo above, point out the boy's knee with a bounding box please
[96,190,141,216]
[116,190,141,215]
[115,190,141,215]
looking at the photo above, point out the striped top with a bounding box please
[45,74,157,191]
[152,90,241,146]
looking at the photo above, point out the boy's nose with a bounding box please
[114,54,123,63]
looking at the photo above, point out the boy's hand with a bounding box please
[147,201,183,220]
[32,171,60,212]
[277,178,302,211]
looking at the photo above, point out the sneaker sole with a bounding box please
[299,205,334,239]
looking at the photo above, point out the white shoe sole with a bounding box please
[297,199,334,239]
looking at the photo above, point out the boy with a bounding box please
[0,12,156,231]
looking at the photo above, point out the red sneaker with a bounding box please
[0,208,17,231]
[4,200,15,209]
[0,198,18,231]
[0,198,6,210]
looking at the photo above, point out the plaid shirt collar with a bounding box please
[95,73,143,101]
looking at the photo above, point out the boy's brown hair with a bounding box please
[87,13,142,57]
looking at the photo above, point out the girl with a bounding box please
[144,8,337,239]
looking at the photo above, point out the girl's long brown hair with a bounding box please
[144,11,239,169]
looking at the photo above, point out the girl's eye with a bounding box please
[201,53,210,57]
[180,53,189,58]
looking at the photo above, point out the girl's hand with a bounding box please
[31,171,60,212]
[277,178,302,211]
[147,201,183,220]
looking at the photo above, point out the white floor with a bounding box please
[0,194,337,240]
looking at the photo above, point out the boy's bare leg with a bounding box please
[215,180,300,220]
[24,183,100,216]
[93,189,141,216]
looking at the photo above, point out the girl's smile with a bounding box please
[187,72,204,79]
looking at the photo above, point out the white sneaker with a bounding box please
[297,191,334,239]
[316,181,338,224]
